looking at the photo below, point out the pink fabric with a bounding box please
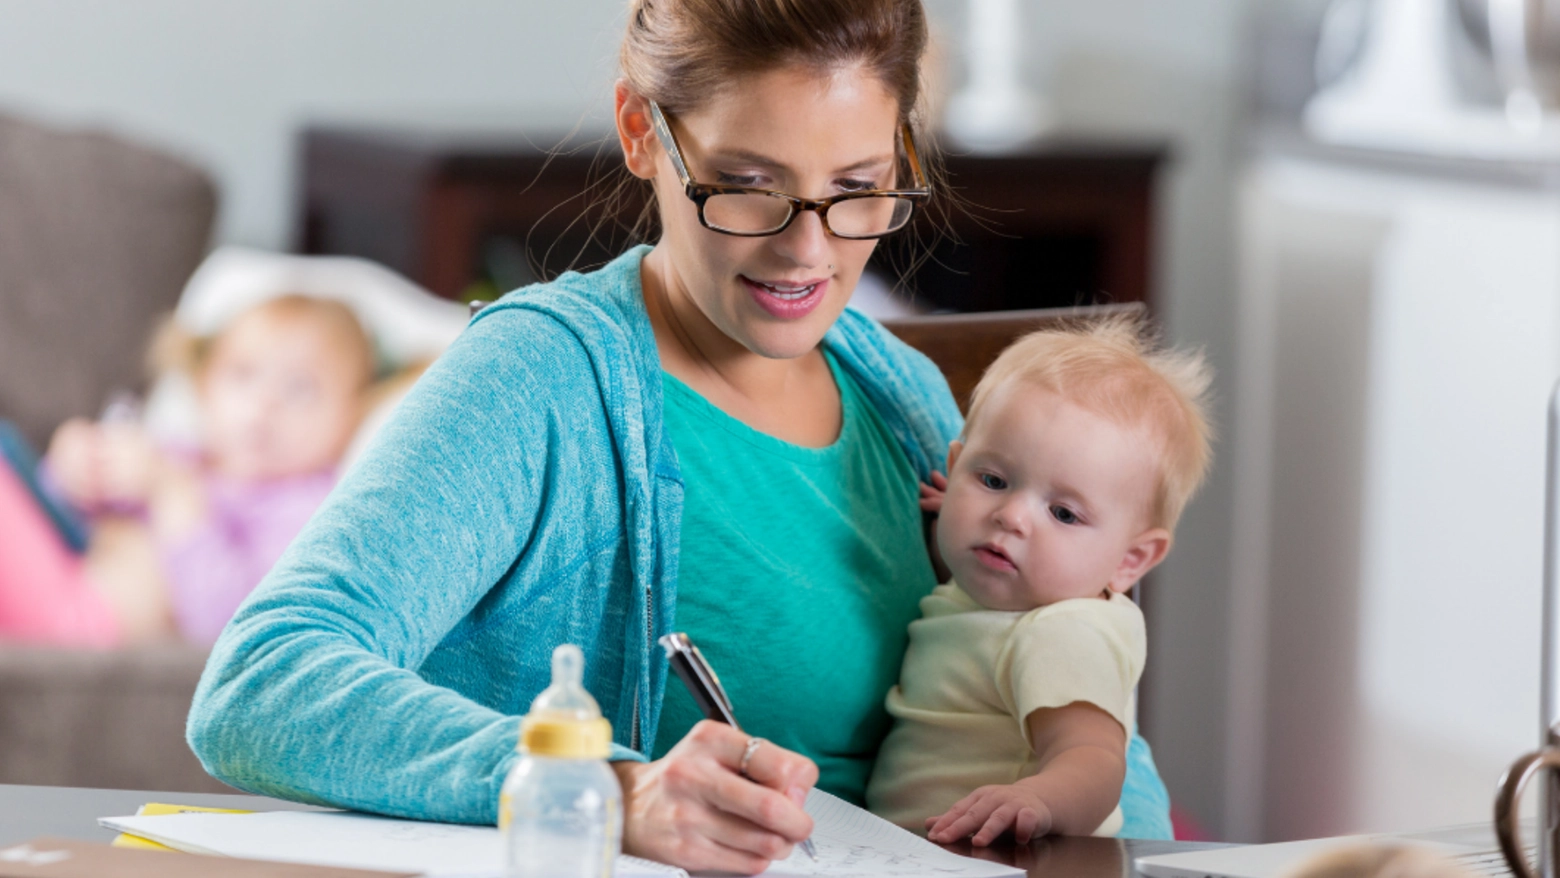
[161,467,337,645]
[0,462,120,647]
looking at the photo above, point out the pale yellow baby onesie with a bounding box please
[866,581,1146,837]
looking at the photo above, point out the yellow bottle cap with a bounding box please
[521,716,613,759]
[516,645,613,759]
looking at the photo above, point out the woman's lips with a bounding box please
[741,275,829,320]
[974,544,1017,572]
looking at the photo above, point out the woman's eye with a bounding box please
[715,172,763,187]
[979,473,1007,490]
[835,177,878,193]
[1051,505,1080,526]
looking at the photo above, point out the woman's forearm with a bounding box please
[188,311,590,822]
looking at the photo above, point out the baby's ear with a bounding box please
[1108,528,1171,594]
[945,439,963,474]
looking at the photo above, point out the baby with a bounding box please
[866,315,1213,843]
[0,295,377,646]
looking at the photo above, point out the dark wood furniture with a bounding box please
[298,125,1168,313]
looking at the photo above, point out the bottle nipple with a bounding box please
[520,645,612,759]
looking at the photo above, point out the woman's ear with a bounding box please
[1107,528,1171,594]
[615,81,659,181]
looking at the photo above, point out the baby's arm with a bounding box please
[925,702,1126,844]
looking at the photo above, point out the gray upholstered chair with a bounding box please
[0,111,217,449]
[0,112,226,793]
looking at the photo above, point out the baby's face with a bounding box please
[200,310,365,482]
[936,382,1171,612]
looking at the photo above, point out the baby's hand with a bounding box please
[46,419,161,510]
[46,419,101,507]
[919,470,948,514]
[925,784,1054,846]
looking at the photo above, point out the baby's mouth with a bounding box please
[973,543,1017,572]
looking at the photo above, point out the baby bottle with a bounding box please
[500,644,623,878]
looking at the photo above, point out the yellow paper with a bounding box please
[111,802,253,850]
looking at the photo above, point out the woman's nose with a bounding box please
[771,207,831,269]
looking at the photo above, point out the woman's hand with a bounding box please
[920,471,951,580]
[614,720,818,875]
[918,470,948,514]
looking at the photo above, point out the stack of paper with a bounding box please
[101,790,1022,878]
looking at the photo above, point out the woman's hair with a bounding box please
[549,0,948,281]
[963,313,1215,531]
[150,294,376,390]
[620,0,928,123]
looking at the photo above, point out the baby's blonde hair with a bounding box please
[963,313,1214,530]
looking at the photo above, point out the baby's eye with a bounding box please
[979,473,1007,490]
[1050,505,1081,526]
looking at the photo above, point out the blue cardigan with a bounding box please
[186,246,1174,838]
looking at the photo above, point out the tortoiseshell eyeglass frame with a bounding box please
[646,100,931,239]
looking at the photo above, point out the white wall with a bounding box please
[0,0,1251,838]
[1235,156,1560,840]
[0,0,630,247]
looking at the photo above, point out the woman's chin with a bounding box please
[732,303,849,360]
[739,325,833,359]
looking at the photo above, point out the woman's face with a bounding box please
[636,65,903,359]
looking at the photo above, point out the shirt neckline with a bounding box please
[660,350,858,464]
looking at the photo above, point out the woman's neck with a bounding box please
[641,247,842,447]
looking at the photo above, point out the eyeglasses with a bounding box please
[647,100,931,239]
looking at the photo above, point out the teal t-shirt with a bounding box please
[652,351,937,804]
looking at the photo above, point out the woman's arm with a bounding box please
[925,704,1127,844]
[187,308,612,823]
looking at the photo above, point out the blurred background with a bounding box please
[3,0,1558,847]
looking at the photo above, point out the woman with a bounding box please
[187,0,1174,870]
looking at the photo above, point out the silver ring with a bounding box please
[739,736,764,778]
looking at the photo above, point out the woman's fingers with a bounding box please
[701,804,796,863]
[723,727,819,805]
[615,722,819,874]
[918,471,949,512]
[705,758,813,843]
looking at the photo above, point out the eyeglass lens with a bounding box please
[702,193,916,237]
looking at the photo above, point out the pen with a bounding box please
[658,632,819,862]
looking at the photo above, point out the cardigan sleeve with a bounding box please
[186,305,622,824]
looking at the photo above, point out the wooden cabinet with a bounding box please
[298,124,1167,312]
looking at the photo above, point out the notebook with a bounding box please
[101,789,1022,878]
[111,802,253,850]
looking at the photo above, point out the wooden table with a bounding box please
[0,783,1229,877]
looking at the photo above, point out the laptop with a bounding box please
[1138,382,1560,878]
